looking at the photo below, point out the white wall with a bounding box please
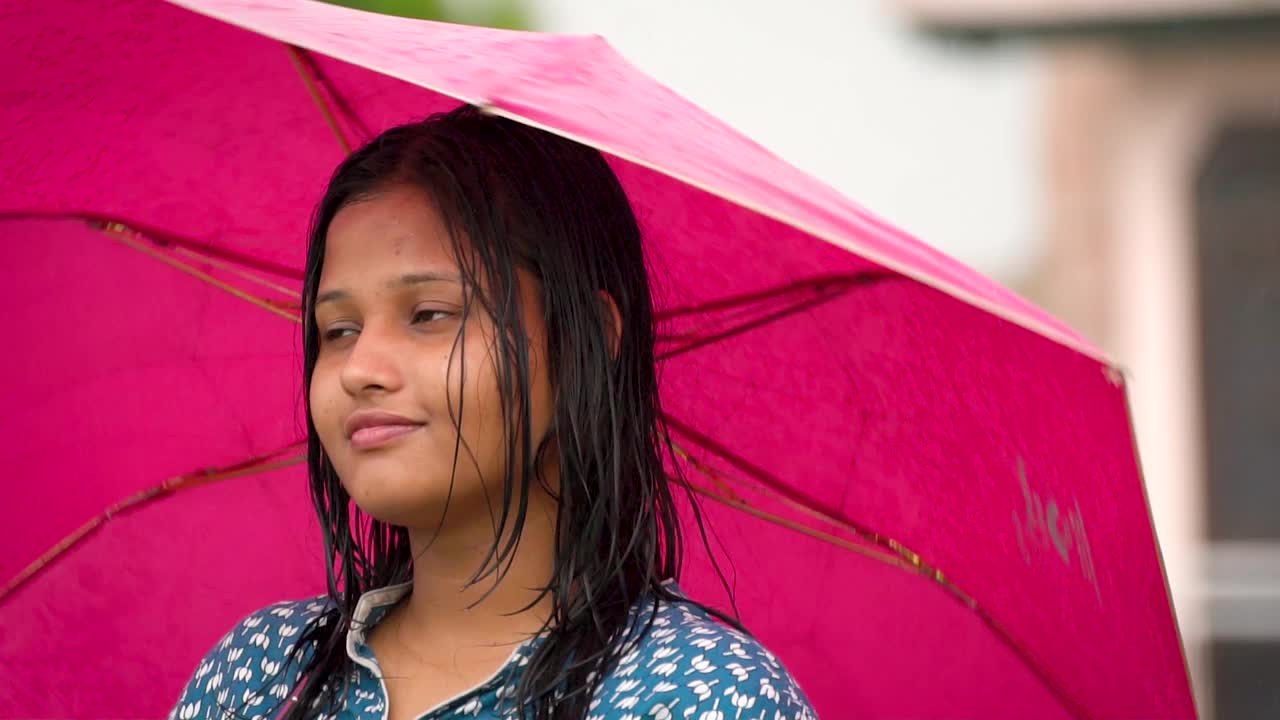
[528,0,1045,282]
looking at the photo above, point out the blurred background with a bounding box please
[331,1,1279,717]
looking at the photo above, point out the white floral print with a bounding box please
[168,585,817,720]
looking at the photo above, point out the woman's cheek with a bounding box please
[309,375,345,452]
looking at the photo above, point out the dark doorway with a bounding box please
[1194,122,1280,720]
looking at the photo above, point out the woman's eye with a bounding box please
[323,327,357,342]
[412,309,451,324]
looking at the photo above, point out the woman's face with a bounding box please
[309,183,555,532]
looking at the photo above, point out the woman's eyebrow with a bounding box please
[315,272,461,306]
[399,270,465,286]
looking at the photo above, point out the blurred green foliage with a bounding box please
[322,0,532,29]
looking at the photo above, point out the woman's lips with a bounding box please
[350,423,424,450]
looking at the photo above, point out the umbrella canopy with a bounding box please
[0,0,1194,718]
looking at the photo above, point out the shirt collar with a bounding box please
[345,581,412,668]
[342,579,685,669]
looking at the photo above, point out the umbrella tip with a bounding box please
[1103,364,1126,387]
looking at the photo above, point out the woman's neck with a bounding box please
[361,477,562,719]
[392,482,560,649]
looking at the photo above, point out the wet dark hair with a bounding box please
[276,105,736,720]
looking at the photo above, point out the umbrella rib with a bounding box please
[665,421,1094,720]
[656,270,894,320]
[0,210,304,280]
[656,295,831,360]
[664,414,856,527]
[657,272,898,360]
[294,46,375,143]
[101,224,301,323]
[173,245,301,301]
[0,441,306,605]
[673,473,914,572]
[670,444,910,571]
[285,44,353,154]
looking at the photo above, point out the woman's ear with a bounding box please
[599,290,622,358]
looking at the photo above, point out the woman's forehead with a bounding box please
[320,187,461,286]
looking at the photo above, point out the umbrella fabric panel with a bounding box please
[679,501,1080,720]
[1,218,306,583]
[0,0,347,271]
[660,278,1188,719]
[1,217,322,715]
[623,158,1190,717]
[0,463,320,717]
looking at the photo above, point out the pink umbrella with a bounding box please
[0,0,1194,718]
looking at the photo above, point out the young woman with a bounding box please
[170,106,817,720]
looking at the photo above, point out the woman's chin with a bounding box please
[352,498,448,530]
[341,476,453,528]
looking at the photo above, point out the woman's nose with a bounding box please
[339,323,405,396]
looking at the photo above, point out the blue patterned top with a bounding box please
[169,583,818,720]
